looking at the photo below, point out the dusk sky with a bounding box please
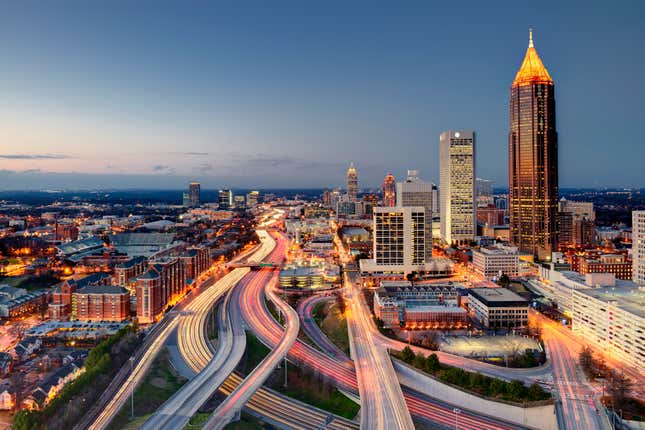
[1,1,643,190]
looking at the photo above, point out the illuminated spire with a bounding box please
[512,29,552,87]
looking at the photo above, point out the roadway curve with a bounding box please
[241,233,525,430]
[345,272,415,430]
[175,229,359,430]
[202,268,300,429]
[300,293,550,385]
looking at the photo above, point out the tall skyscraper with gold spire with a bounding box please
[346,162,358,201]
[509,30,558,261]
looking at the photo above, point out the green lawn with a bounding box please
[315,300,350,355]
[107,348,187,430]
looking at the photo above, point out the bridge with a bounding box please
[225,261,279,269]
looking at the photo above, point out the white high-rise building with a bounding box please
[440,130,476,245]
[396,170,433,261]
[633,210,645,286]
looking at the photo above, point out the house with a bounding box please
[0,387,15,411]
[12,337,42,362]
[0,352,13,377]
[23,359,84,410]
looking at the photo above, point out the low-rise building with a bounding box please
[22,359,84,410]
[468,288,529,329]
[74,285,130,322]
[0,289,50,319]
[278,261,340,290]
[471,245,519,280]
[577,254,632,280]
[48,272,112,321]
[373,281,467,329]
[12,337,42,362]
[572,285,644,370]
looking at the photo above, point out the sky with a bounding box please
[0,0,643,190]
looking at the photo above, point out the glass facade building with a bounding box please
[509,31,558,260]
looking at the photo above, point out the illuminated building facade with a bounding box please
[397,170,434,261]
[346,162,359,201]
[509,31,558,260]
[382,172,396,207]
[218,189,233,209]
[440,130,475,245]
[189,182,201,207]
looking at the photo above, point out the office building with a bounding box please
[509,31,558,261]
[182,192,191,207]
[472,245,519,280]
[382,173,396,207]
[572,285,644,370]
[576,254,632,280]
[475,178,494,208]
[188,182,201,207]
[468,288,529,329]
[346,162,359,201]
[558,198,595,248]
[218,189,233,210]
[397,170,434,261]
[233,195,246,209]
[247,190,260,207]
[440,130,475,245]
[633,211,645,286]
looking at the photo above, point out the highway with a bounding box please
[240,234,524,430]
[535,312,605,430]
[83,314,180,430]
[202,267,300,429]
[299,293,550,385]
[173,227,359,429]
[78,232,265,430]
[345,271,415,430]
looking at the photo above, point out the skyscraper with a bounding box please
[509,30,558,260]
[382,172,396,207]
[373,206,425,269]
[396,170,433,261]
[346,162,359,201]
[218,189,233,210]
[188,182,200,207]
[440,130,476,245]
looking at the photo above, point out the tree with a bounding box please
[497,273,511,288]
[607,371,632,408]
[507,380,527,399]
[424,353,440,373]
[420,332,440,350]
[400,346,415,364]
[413,353,426,369]
[12,410,40,430]
[579,346,594,377]
[527,383,548,401]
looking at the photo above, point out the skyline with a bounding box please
[1,1,644,190]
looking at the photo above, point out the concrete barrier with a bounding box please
[394,360,558,430]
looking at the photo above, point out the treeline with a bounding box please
[580,345,633,410]
[396,346,550,404]
[13,325,141,430]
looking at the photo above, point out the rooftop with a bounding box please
[469,287,529,307]
[576,285,645,319]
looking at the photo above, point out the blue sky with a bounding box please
[0,0,643,190]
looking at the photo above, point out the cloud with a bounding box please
[0,154,72,159]
[195,163,214,173]
[170,151,210,156]
[151,165,176,174]
[227,153,343,170]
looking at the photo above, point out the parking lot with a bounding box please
[441,334,541,358]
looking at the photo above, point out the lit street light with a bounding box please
[453,407,461,429]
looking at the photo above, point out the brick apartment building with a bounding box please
[136,258,186,324]
[74,285,129,322]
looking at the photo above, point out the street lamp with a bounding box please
[129,356,135,419]
[453,408,461,429]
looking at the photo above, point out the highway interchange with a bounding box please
[89,209,621,430]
